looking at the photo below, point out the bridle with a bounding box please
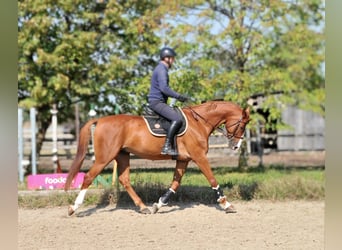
[217,118,245,140]
[186,106,246,141]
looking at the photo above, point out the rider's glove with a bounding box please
[178,95,190,102]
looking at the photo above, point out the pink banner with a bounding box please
[27,173,85,190]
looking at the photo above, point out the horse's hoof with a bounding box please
[225,204,237,213]
[140,207,151,214]
[151,203,160,214]
[68,206,75,216]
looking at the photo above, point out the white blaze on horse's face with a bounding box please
[233,138,243,151]
[228,135,244,150]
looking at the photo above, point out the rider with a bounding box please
[148,47,189,156]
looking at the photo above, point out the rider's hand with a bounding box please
[178,95,190,102]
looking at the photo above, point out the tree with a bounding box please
[18,0,325,170]
[135,0,324,167]
[145,0,324,110]
[18,0,161,169]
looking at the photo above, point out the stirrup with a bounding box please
[161,149,178,156]
[166,149,178,156]
[161,145,170,155]
[161,145,178,156]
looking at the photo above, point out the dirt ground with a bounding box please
[18,200,324,250]
[19,151,325,250]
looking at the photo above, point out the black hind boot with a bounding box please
[161,120,182,156]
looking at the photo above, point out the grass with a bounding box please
[18,165,325,208]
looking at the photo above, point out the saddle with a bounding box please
[142,105,188,137]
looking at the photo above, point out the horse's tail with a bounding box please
[64,119,98,191]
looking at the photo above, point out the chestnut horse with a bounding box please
[64,101,250,215]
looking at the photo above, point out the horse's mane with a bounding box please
[185,100,240,112]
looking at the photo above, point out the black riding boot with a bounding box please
[161,120,182,156]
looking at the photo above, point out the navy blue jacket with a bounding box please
[148,62,181,103]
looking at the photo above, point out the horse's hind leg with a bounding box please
[152,160,189,214]
[116,151,151,214]
[68,161,111,216]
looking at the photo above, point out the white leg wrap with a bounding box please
[221,200,231,210]
[156,197,167,209]
[73,189,87,211]
[153,188,175,213]
[212,185,233,211]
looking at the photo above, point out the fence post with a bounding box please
[88,104,97,163]
[256,120,263,166]
[245,128,251,154]
[30,107,37,175]
[51,104,58,173]
[18,108,24,182]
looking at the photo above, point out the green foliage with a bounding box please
[152,0,325,123]
[18,0,161,123]
[238,182,258,201]
[18,1,325,162]
[256,175,325,200]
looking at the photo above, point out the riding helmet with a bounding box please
[160,47,177,59]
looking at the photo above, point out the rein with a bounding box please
[186,106,244,140]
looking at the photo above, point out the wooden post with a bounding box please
[88,104,97,163]
[112,160,117,186]
[30,107,37,175]
[50,104,58,173]
[18,108,24,182]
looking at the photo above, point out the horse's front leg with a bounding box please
[194,156,237,213]
[152,160,189,214]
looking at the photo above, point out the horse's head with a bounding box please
[186,101,250,151]
[225,107,250,150]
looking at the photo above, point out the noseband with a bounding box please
[216,118,245,140]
